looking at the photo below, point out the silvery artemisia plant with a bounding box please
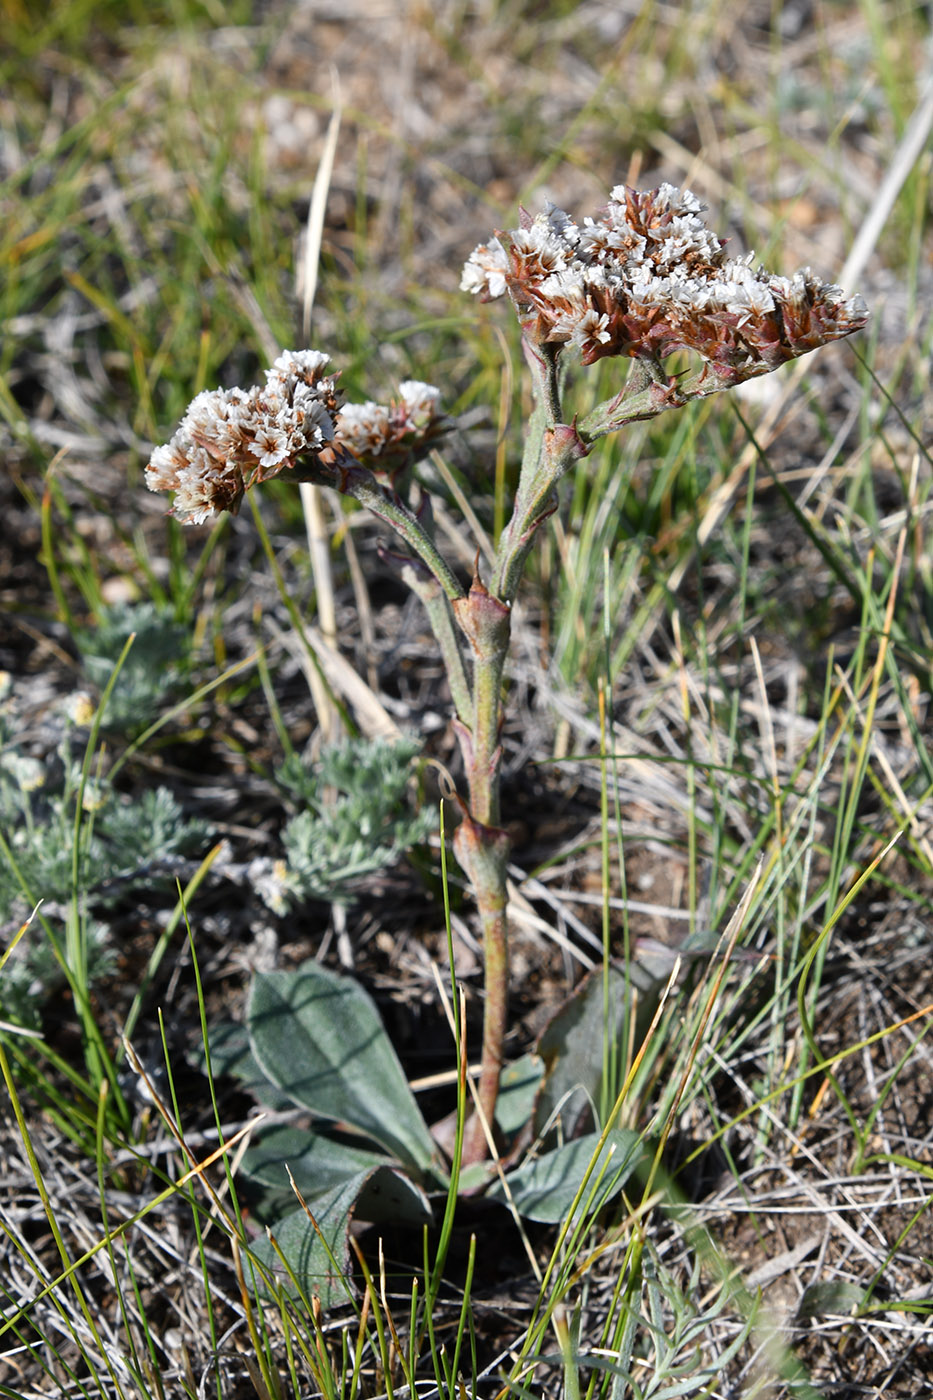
[146,183,867,1165]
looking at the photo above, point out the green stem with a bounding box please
[400,561,471,725]
[344,472,465,604]
[451,336,590,1162]
[468,650,506,827]
[493,411,588,603]
[296,457,465,605]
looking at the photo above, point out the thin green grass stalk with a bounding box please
[551,434,645,690]
[673,612,699,934]
[0,1226,95,1397]
[855,1153,933,1320]
[419,923,478,1399]
[262,1263,330,1396]
[403,1277,419,1395]
[419,801,467,1344]
[346,1291,372,1400]
[254,632,298,759]
[776,683,831,1138]
[156,1006,224,1400]
[854,1016,933,1175]
[292,1295,335,1400]
[510,989,678,1387]
[643,869,762,1205]
[706,443,757,918]
[715,664,850,916]
[0,1117,254,1349]
[449,1231,477,1398]
[351,1245,396,1400]
[95,1080,156,1399]
[66,637,137,1132]
[106,651,259,785]
[864,765,933,886]
[552,1303,582,1400]
[122,843,224,1048]
[182,916,320,1391]
[604,552,634,1126]
[795,537,908,1141]
[40,477,80,629]
[43,463,182,619]
[375,1244,412,1394]
[558,1153,644,1293]
[232,1238,285,1400]
[162,514,231,621]
[0,654,135,1139]
[0,1036,128,1399]
[0,1017,100,1150]
[689,921,933,1177]
[423,1231,451,1400]
[589,1233,644,1400]
[651,697,850,1142]
[0,1317,91,1400]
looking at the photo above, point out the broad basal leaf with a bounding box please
[242,1125,389,1198]
[247,960,440,1176]
[535,963,660,1140]
[248,1166,434,1305]
[494,1128,644,1223]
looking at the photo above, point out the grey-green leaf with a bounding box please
[535,964,660,1140]
[205,1020,296,1112]
[242,1126,389,1198]
[796,1280,871,1320]
[247,960,439,1176]
[494,1129,644,1223]
[248,1166,433,1306]
[495,1053,544,1136]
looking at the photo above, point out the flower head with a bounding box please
[148,356,448,521]
[334,380,448,478]
[462,183,868,380]
[146,351,341,523]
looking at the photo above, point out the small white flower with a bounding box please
[250,426,291,468]
[336,401,391,456]
[268,349,331,384]
[461,238,510,298]
[398,381,442,422]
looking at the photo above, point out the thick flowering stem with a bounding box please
[454,576,510,822]
[454,812,510,1164]
[449,346,589,1163]
[452,572,512,1162]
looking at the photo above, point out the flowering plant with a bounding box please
[147,183,867,1166]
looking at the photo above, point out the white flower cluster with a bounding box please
[335,380,446,474]
[146,350,340,524]
[461,184,718,302]
[462,184,867,373]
